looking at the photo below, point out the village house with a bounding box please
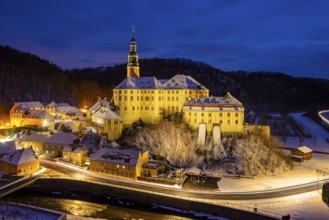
[89,146,148,180]
[87,99,123,140]
[10,102,55,130]
[43,132,78,158]
[142,161,166,177]
[291,146,313,162]
[0,148,39,176]
[23,133,51,154]
[63,144,88,166]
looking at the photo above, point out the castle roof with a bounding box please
[115,74,207,90]
[184,92,243,107]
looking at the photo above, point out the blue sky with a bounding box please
[0,0,329,78]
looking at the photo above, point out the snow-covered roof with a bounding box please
[162,74,207,90]
[0,140,17,155]
[143,161,163,169]
[115,74,208,90]
[90,147,146,166]
[63,144,87,153]
[297,146,313,153]
[88,99,110,113]
[92,107,121,121]
[15,102,44,110]
[25,110,54,119]
[184,92,243,107]
[62,121,78,133]
[44,133,78,145]
[56,106,81,114]
[0,148,38,165]
[47,101,71,108]
[24,134,51,142]
[186,167,201,176]
[116,76,160,89]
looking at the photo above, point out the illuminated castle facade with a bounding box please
[109,30,246,137]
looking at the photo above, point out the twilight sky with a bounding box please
[1,0,329,79]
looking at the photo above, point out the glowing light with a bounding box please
[43,120,48,126]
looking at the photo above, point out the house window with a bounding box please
[227,120,230,125]
[235,120,238,124]
[219,113,222,117]
[228,113,230,117]
[130,96,133,101]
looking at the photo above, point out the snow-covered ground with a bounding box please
[228,190,329,220]
[281,112,329,153]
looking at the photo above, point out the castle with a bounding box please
[87,29,262,140]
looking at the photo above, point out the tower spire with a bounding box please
[127,27,140,78]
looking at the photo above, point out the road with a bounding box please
[0,176,38,198]
[318,110,329,125]
[40,160,328,201]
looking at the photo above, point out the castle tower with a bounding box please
[127,27,140,78]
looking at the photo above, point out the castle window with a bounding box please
[235,120,238,124]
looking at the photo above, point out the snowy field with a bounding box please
[280,112,329,153]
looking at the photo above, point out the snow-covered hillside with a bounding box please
[123,120,291,176]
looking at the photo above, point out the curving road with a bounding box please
[40,159,328,201]
[318,110,329,125]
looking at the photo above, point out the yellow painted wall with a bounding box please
[23,141,44,154]
[90,150,149,180]
[183,106,244,136]
[112,88,209,127]
[0,159,39,176]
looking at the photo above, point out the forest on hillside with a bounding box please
[1,45,329,114]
